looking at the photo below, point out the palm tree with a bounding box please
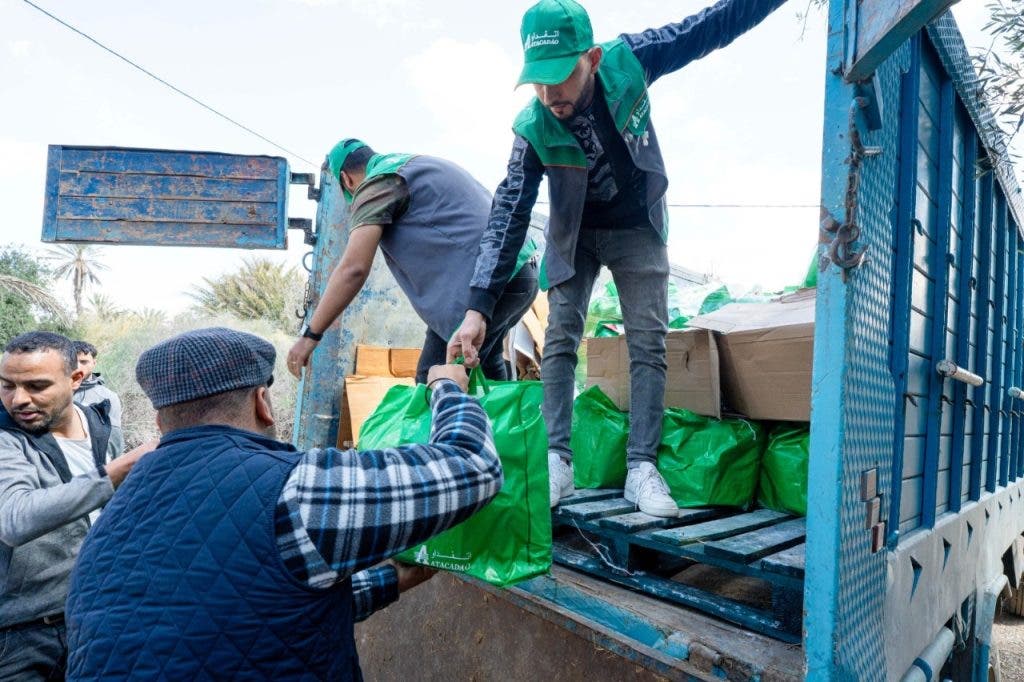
[0,273,71,326]
[88,292,126,321]
[46,244,109,318]
[132,307,168,326]
[190,257,304,332]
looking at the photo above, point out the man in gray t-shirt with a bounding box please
[0,332,152,680]
[287,139,539,384]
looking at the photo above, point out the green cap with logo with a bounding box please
[327,138,368,202]
[517,0,593,87]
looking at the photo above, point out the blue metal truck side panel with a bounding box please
[810,4,1024,678]
[291,169,425,451]
[41,145,288,249]
[805,0,901,677]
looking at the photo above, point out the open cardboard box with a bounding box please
[355,345,421,378]
[687,288,814,422]
[584,288,815,422]
[586,328,722,418]
[338,345,422,448]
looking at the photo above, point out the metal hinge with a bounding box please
[288,218,316,246]
[290,172,321,201]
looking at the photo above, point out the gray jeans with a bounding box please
[543,227,669,467]
[0,620,66,681]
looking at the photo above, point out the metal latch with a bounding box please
[936,360,984,387]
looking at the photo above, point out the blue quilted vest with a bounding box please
[65,425,359,681]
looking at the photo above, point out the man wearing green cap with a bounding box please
[288,140,538,383]
[449,0,787,517]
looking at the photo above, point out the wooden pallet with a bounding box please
[552,489,806,643]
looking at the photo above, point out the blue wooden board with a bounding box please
[552,545,800,644]
[41,145,289,249]
[703,519,807,563]
[758,544,807,579]
[598,508,721,533]
[649,510,790,546]
[560,489,622,506]
[560,498,636,522]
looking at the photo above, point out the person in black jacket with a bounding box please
[450,0,788,516]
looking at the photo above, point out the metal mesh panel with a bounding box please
[928,16,1024,229]
[831,41,911,681]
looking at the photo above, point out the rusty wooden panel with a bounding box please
[57,172,279,202]
[42,145,288,249]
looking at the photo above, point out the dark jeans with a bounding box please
[416,260,540,383]
[544,227,669,466]
[0,620,67,681]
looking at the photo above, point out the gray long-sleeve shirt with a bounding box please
[0,402,120,626]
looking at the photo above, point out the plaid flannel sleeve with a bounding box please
[351,565,399,622]
[274,379,502,591]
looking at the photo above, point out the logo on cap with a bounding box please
[524,30,561,51]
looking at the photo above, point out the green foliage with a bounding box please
[76,311,299,449]
[87,293,126,322]
[973,0,1024,163]
[46,244,108,319]
[0,245,71,345]
[189,257,304,334]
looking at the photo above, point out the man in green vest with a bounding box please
[449,0,787,516]
[287,140,538,384]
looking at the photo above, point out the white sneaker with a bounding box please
[549,452,574,508]
[624,463,678,518]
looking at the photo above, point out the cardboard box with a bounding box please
[687,289,814,422]
[586,328,721,418]
[337,375,415,448]
[355,345,421,378]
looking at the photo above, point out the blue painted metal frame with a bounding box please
[805,1,865,675]
[922,72,956,528]
[1000,205,1017,488]
[970,173,994,501]
[886,34,922,543]
[41,145,289,249]
[987,192,1009,493]
[847,0,960,81]
[1014,243,1024,480]
[292,165,347,450]
[926,18,1024,234]
[948,130,978,513]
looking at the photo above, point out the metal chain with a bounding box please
[820,97,877,282]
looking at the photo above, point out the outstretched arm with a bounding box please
[276,378,502,589]
[623,0,789,85]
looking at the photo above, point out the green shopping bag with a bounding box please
[570,386,629,488]
[758,424,810,516]
[656,408,765,508]
[357,369,551,587]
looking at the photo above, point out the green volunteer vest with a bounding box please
[354,153,537,282]
[512,38,651,169]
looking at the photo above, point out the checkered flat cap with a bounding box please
[136,327,276,409]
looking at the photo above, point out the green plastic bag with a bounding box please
[357,370,552,587]
[570,386,629,488]
[656,409,765,508]
[697,285,733,315]
[758,424,809,516]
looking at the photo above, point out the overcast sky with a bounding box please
[0,0,1011,316]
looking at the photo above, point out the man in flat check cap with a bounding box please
[64,327,501,681]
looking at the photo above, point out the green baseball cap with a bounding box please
[517,0,593,87]
[327,138,367,201]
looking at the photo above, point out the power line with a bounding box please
[534,200,819,209]
[22,0,318,169]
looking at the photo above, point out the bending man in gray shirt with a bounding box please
[0,332,152,681]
